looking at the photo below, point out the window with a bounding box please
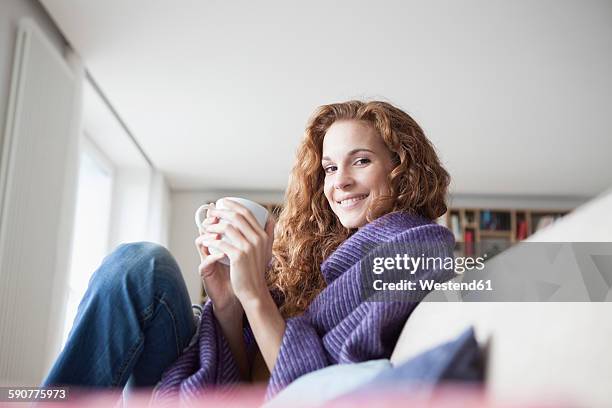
[61,137,114,347]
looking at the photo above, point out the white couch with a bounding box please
[390,188,612,407]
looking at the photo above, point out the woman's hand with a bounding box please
[195,204,249,379]
[203,200,285,373]
[202,199,275,304]
[194,204,242,315]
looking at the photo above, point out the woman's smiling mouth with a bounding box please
[337,194,369,209]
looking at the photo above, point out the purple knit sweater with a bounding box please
[152,211,455,403]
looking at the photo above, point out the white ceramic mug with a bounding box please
[194,197,269,265]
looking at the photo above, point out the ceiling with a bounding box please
[39,0,612,196]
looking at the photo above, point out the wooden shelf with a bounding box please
[447,207,571,258]
[479,230,512,237]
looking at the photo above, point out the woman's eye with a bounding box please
[354,158,371,166]
[324,165,337,174]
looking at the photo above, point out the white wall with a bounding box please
[448,193,588,210]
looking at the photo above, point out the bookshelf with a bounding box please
[444,208,570,258]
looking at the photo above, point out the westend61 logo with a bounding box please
[372,253,487,275]
[368,253,492,295]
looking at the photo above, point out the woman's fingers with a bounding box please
[202,237,240,261]
[195,232,220,259]
[198,252,226,278]
[204,222,250,250]
[207,206,262,246]
[205,202,216,217]
[198,213,219,233]
[201,216,218,226]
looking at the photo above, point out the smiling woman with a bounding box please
[43,99,454,406]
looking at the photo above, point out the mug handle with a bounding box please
[194,203,214,234]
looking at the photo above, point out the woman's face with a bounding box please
[322,120,395,229]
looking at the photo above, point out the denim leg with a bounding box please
[42,242,196,388]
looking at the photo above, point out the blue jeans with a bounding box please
[42,242,197,389]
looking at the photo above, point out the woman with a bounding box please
[43,100,454,401]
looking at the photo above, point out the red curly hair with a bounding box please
[267,100,450,318]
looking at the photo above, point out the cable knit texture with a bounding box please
[152,211,455,404]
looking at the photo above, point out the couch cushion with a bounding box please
[369,326,484,385]
[264,359,392,408]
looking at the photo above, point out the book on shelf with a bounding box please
[465,212,475,224]
[481,210,492,229]
[464,230,474,256]
[516,219,528,240]
[480,210,510,231]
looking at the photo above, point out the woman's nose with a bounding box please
[334,168,353,190]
